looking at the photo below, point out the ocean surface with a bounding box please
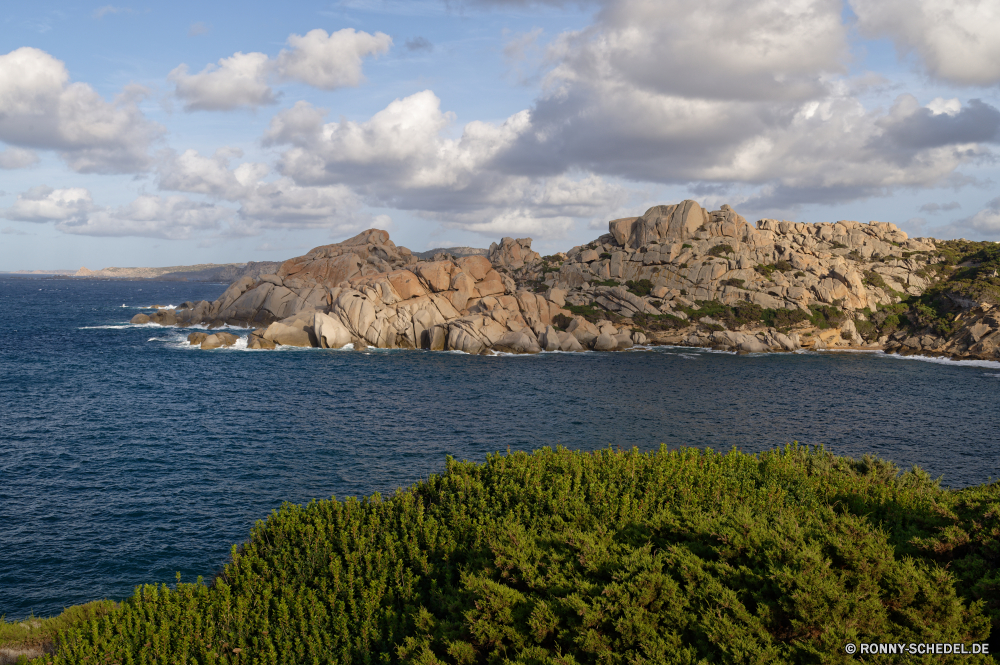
[1,275,998,620]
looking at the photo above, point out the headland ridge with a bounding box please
[132,200,1000,360]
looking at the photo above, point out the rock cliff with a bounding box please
[140,200,1000,359]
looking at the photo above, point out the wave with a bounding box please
[880,353,1000,371]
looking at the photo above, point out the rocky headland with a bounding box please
[134,200,1000,360]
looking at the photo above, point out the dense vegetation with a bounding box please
[852,240,1000,342]
[8,446,998,664]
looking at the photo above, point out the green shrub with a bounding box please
[831,241,848,249]
[854,319,878,341]
[863,270,888,290]
[551,313,573,331]
[756,264,775,279]
[774,259,793,272]
[720,278,744,288]
[706,244,734,258]
[681,243,692,249]
[807,304,846,329]
[599,252,612,260]
[794,271,805,278]
[632,311,687,331]
[565,303,609,323]
[26,446,998,665]
[755,262,792,278]
[625,279,654,297]
[761,308,810,330]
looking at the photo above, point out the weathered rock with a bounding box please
[593,332,617,351]
[247,331,276,350]
[130,313,150,324]
[187,332,208,345]
[201,332,238,350]
[314,312,353,349]
[262,313,317,347]
[493,329,542,354]
[539,325,560,352]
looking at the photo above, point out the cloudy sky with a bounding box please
[2,0,1000,270]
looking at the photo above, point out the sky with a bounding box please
[2,0,1000,271]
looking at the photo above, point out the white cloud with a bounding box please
[157,148,267,200]
[0,47,161,173]
[1,186,94,222]
[0,147,39,169]
[93,5,133,18]
[1,185,231,239]
[963,198,1000,234]
[453,0,1000,215]
[155,148,375,235]
[263,90,629,238]
[57,194,232,239]
[851,0,1000,86]
[169,28,391,112]
[545,0,847,104]
[275,28,392,89]
[169,52,276,112]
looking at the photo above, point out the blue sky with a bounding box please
[2,0,999,270]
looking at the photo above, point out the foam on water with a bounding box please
[881,352,1000,371]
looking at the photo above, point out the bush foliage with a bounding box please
[17,445,1000,665]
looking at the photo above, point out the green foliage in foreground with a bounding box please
[0,601,116,661]
[19,446,1000,665]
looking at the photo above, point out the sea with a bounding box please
[1,275,998,621]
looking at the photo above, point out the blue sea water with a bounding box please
[1,275,998,621]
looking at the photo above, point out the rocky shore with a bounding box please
[132,201,1000,360]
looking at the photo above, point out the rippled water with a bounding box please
[1,276,998,620]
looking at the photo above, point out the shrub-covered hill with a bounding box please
[20,446,1000,664]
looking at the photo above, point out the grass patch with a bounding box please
[0,601,116,661]
[20,446,1000,665]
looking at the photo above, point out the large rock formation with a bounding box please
[149,200,998,359]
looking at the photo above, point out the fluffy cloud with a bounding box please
[169,52,276,111]
[169,29,391,111]
[157,148,268,200]
[851,0,1000,86]
[57,195,232,239]
[264,91,627,237]
[0,147,39,169]
[547,0,847,103]
[0,47,162,173]
[1,185,94,222]
[156,148,376,234]
[0,185,231,239]
[275,29,392,89]
[454,0,1000,215]
[961,198,1000,234]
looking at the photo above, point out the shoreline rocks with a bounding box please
[131,200,997,362]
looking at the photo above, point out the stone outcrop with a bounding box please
[138,199,998,359]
